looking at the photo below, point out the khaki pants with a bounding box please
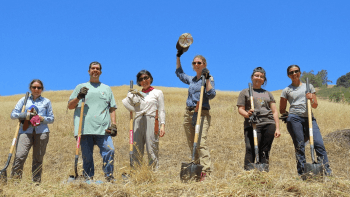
[11,132,49,182]
[133,115,159,170]
[183,110,211,173]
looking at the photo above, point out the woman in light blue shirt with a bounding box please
[10,79,54,183]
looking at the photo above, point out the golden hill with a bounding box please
[0,86,349,196]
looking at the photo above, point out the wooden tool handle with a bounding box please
[194,76,206,144]
[9,92,30,154]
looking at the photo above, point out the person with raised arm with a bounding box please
[176,50,216,181]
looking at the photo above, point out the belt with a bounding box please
[186,106,209,111]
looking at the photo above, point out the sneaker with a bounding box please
[200,172,206,182]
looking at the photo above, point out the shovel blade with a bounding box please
[0,170,7,183]
[302,162,323,180]
[180,162,203,182]
[247,163,269,172]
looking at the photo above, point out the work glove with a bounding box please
[201,68,211,79]
[129,89,145,99]
[105,124,117,137]
[249,111,261,124]
[177,49,184,57]
[279,111,289,123]
[77,87,89,100]
[17,111,36,121]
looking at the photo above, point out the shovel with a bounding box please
[302,78,323,180]
[68,97,85,182]
[122,80,134,181]
[246,83,269,172]
[0,92,30,182]
[180,75,205,182]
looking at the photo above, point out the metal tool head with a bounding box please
[302,162,324,180]
[180,162,203,182]
[246,163,269,172]
[306,77,310,93]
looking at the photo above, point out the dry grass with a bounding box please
[0,86,350,196]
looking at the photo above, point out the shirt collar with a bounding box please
[30,94,42,101]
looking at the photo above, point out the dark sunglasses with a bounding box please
[192,61,203,65]
[288,70,300,75]
[138,76,150,82]
[31,86,42,90]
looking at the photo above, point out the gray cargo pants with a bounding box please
[11,132,49,182]
[133,115,159,170]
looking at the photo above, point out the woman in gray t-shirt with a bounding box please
[280,64,331,176]
[237,67,280,171]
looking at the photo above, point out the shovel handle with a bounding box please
[306,78,316,163]
[9,92,30,154]
[192,76,206,161]
[129,80,134,166]
[248,83,255,110]
[75,98,85,155]
[194,75,206,144]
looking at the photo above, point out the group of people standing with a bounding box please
[8,54,331,184]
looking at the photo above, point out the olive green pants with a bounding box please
[183,110,211,173]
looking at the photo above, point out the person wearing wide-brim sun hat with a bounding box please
[237,67,281,172]
[122,70,165,170]
[10,79,54,183]
[176,51,216,181]
[280,64,332,176]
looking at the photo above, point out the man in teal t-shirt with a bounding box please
[68,61,117,182]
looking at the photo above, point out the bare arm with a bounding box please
[306,93,318,109]
[109,107,116,125]
[279,97,288,114]
[176,56,181,69]
[238,106,253,118]
[68,98,80,110]
[270,102,281,138]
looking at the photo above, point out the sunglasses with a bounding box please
[138,76,150,82]
[31,86,42,90]
[288,70,300,75]
[192,61,203,65]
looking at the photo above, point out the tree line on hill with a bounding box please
[301,70,350,104]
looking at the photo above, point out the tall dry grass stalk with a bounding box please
[0,86,349,196]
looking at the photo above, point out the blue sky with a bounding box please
[1,1,349,96]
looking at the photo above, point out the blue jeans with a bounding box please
[80,135,115,178]
[286,113,331,175]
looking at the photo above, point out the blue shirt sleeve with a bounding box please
[175,67,192,85]
[10,97,25,119]
[206,77,216,100]
[41,99,54,124]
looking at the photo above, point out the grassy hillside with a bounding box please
[317,86,350,103]
[0,86,349,196]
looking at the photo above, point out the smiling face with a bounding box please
[288,66,301,81]
[30,81,43,98]
[88,64,102,79]
[192,57,206,74]
[138,74,151,90]
[251,72,265,87]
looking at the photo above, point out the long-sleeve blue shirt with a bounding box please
[176,67,216,109]
[11,95,54,134]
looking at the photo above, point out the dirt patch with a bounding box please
[324,129,350,148]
